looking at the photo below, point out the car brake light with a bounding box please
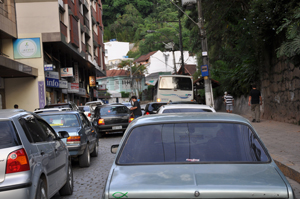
[67,136,81,144]
[98,119,105,125]
[129,117,134,123]
[145,112,150,115]
[6,148,30,174]
[88,113,91,117]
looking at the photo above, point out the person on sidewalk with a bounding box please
[248,84,262,122]
[224,92,234,113]
[130,96,142,119]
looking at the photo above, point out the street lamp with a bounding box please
[181,0,214,108]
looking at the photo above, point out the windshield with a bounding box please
[118,123,269,164]
[163,109,213,113]
[40,114,80,127]
[159,77,192,90]
[100,106,128,115]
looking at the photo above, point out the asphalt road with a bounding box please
[52,133,300,199]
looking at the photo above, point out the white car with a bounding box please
[157,104,216,114]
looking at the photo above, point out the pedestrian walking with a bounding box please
[130,96,142,119]
[248,84,262,122]
[14,104,18,109]
[224,92,234,113]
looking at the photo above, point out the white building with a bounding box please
[134,50,197,76]
[104,41,130,65]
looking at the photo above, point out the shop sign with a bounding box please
[68,83,79,93]
[74,63,79,83]
[45,71,59,79]
[98,84,106,90]
[38,81,45,108]
[44,64,53,71]
[61,68,73,77]
[94,89,98,98]
[89,76,96,87]
[45,78,59,88]
[59,80,68,88]
[77,88,86,96]
[13,38,41,59]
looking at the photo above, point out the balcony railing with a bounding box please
[79,12,84,26]
[93,31,100,45]
[60,21,68,37]
[81,42,86,53]
[86,43,91,55]
[84,17,90,30]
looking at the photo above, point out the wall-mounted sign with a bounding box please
[98,84,106,90]
[45,71,59,79]
[74,63,79,83]
[68,83,79,93]
[38,81,45,108]
[201,65,209,77]
[44,64,53,71]
[59,80,68,88]
[61,68,73,77]
[89,76,96,87]
[13,38,41,59]
[45,78,59,88]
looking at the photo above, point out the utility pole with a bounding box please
[197,0,214,107]
[172,44,177,74]
[178,18,185,75]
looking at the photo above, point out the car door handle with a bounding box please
[40,151,45,155]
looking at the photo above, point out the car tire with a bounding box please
[79,145,90,167]
[91,140,99,157]
[59,161,73,196]
[36,178,48,199]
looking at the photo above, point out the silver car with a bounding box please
[104,113,294,199]
[0,109,73,199]
[157,104,216,113]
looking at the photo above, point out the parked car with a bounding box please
[38,110,98,167]
[0,109,73,199]
[144,102,167,115]
[105,113,295,199]
[157,104,216,114]
[79,105,92,121]
[44,102,79,111]
[92,104,133,137]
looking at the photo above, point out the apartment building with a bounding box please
[0,0,106,111]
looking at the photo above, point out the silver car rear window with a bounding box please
[40,114,80,127]
[0,121,20,149]
[118,123,270,164]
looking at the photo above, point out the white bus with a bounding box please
[154,75,194,103]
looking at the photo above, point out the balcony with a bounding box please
[86,43,91,55]
[83,0,89,10]
[84,17,90,30]
[60,21,68,38]
[93,31,100,46]
[91,6,97,24]
[81,42,86,53]
[79,12,84,26]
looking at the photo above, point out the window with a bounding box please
[159,77,192,90]
[38,120,57,141]
[0,121,20,149]
[21,116,48,143]
[163,109,213,113]
[117,123,269,164]
[100,106,128,115]
[40,114,80,127]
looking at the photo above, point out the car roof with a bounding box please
[161,104,215,109]
[37,110,80,116]
[147,102,167,105]
[131,113,250,126]
[97,104,126,107]
[0,109,27,119]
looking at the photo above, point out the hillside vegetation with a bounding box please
[102,0,300,97]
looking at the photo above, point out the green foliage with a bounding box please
[120,91,130,98]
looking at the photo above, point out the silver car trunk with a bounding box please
[109,164,288,198]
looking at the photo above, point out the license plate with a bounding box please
[112,126,122,130]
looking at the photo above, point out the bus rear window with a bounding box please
[159,77,192,90]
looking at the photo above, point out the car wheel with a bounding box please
[91,140,99,157]
[59,161,73,196]
[79,145,90,167]
[36,178,48,199]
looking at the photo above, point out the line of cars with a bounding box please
[102,101,296,199]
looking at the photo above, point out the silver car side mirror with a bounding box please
[111,144,119,154]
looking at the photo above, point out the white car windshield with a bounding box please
[118,123,269,164]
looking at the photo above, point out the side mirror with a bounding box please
[111,144,119,154]
[58,131,70,139]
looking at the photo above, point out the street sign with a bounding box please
[45,71,59,79]
[44,64,53,71]
[201,65,209,77]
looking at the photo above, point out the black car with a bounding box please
[44,102,79,111]
[144,102,167,115]
[92,104,133,137]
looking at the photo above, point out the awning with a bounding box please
[193,77,220,89]
[0,56,38,78]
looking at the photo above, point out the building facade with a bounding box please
[104,41,130,65]
[0,0,106,111]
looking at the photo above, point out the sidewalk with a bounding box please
[240,114,300,183]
